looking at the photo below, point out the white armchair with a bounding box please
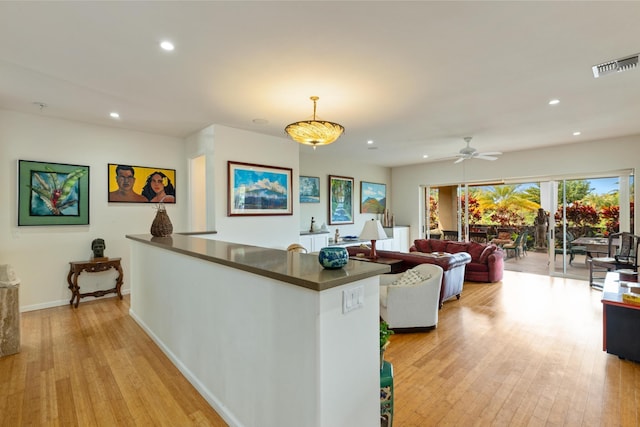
[379,264,444,330]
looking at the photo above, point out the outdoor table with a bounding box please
[571,237,618,259]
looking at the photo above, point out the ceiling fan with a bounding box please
[454,137,502,163]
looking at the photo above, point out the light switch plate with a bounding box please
[342,285,364,314]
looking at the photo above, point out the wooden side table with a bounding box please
[601,272,640,361]
[67,258,123,308]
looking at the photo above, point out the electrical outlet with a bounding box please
[342,285,364,314]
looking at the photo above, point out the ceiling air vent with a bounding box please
[592,53,639,78]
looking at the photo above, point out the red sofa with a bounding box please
[410,239,504,283]
[346,246,471,308]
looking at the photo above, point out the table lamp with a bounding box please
[359,219,388,259]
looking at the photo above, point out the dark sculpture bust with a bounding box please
[91,238,106,259]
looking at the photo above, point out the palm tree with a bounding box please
[473,185,540,225]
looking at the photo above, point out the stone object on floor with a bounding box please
[0,264,20,357]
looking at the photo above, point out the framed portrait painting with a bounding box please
[228,161,293,216]
[360,181,386,214]
[18,160,90,226]
[328,175,354,225]
[108,164,176,203]
[300,176,320,203]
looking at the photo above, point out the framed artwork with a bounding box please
[360,181,386,214]
[328,175,354,225]
[108,164,176,203]
[18,160,90,226]
[228,161,293,216]
[300,176,320,203]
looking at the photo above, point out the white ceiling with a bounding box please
[1,1,639,167]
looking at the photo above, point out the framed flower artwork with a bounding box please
[18,160,90,226]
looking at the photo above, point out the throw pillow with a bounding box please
[430,239,448,253]
[390,268,431,286]
[446,242,467,254]
[414,239,431,253]
[479,245,498,263]
[466,242,485,261]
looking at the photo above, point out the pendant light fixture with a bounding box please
[285,96,344,149]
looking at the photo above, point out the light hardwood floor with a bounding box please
[387,271,640,426]
[1,271,638,426]
[0,296,227,427]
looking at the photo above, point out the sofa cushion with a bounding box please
[429,239,449,253]
[465,262,489,273]
[390,268,431,286]
[445,242,466,254]
[466,241,486,261]
[479,245,498,263]
[380,285,389,307]
[414,239,432,253]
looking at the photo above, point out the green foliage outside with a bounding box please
[471,184,541,227]
[428,178,633,235]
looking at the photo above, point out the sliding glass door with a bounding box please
[421,170,634,280]
[550,172,634,279]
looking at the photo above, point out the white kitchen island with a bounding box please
[126,233,388,427]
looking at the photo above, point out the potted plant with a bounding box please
[380,320,394,370]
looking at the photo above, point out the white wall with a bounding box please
[0,110,186,310]
[391,134,640,244]
[1,112,395,310]
[299,151,392,238]
[186,125,302,249]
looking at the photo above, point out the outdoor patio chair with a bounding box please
[469,231,488,244]
[503,231,525,259]
[554,231,586,265]
[589,232,640,288]
[442,230,458,241]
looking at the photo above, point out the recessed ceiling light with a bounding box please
[573,131,581,136]
[160,41,175,51]
[548,99,560,105]
[423,154,429,159]
[367,140,374,145]
[110,112,120,119]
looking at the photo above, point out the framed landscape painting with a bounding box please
[18,160,90,226]
[328,175,354,225]
[228,161,293,216]
[300,176,320,203]
[360,181,386,214]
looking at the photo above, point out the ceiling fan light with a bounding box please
[285,96,344,149]
[453,136,502,163]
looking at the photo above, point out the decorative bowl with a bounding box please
[318,247,349,269]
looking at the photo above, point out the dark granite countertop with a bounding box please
[126,233,389,292]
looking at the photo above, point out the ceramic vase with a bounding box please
[318,247,348,269]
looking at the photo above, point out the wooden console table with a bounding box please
[67,258,123,308]
[601,272,640,362]
[350,256,403,274]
